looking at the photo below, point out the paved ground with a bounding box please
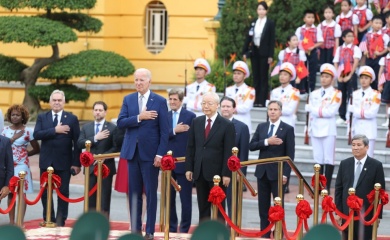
[0,154,389,239]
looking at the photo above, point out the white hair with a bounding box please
[203,92,220,104]
[134,68,152,80]
[50,89,66,102]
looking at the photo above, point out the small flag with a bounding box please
[359,35,368,52]
[270,61,282,76]
[296,61,309,79]
[334,0,342,4]
[379,72,386,87]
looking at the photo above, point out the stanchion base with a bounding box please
[39,221,57,228]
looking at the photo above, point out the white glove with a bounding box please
[347,105,354,113]
[305,104,310,113]
[182,96,188,104]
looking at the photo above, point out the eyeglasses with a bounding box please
[201,102,216,106]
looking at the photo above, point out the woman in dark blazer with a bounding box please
[242,1,275,107]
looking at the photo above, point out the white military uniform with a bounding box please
[185,80,216,117]
[349,66,380,157]
[307,64,341,164]
[270,85,300,128]
[225,83,255,130]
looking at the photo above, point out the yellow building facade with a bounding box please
[0,0,220,120]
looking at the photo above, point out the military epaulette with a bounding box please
[373,89,380,93]
[226,85,234,89]
[207,83,215,87]
[292,87,299,92]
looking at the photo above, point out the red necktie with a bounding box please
[205,118,212,139]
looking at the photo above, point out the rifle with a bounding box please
[386,115,390,148]
[348,95,353,145]
[304,95,310,145]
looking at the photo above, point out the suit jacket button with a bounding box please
[203,147,206,149]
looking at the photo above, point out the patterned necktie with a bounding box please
[267,124,275,138]
[53,114,58,127]
[205,119,212,139]
[353,161,362,188]
[139,95,144,113]
[95,123,100,135]
[172,111,178,129]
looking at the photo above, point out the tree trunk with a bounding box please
[21,45,59,118]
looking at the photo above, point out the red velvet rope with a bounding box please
[93,164,110,178]
[360,204,382,226]
[80,152,94,167]
[208,186,226,205]
[161,155,176,171]
[0,193,17,214]
[367,189,389,205]
[295,200,312,220]
[329,211,354,231]
[8,176,20,193]
[227,156,241,172]
[282,219,303,240]
[322,195,336,212]
[217,203,276,237]
[321,212,328,224]
[40,172,62,189]
[347,195,363,212]
[311,174,327,190]
[55,184,98,203]
[24,187,46,205]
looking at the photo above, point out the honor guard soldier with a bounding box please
[184,58,216,117]
[305,63,342,192]
[348,66,381,157]
[225,61,255,131]
[270,62,300,128]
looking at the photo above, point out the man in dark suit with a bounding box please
[220,96,250,218]
[249,100,295,238]
[185,92,236,221]
[335,134,386,240]
[77,101,118,218]
[167,89,196,233]
[33,90,81,226]
[117,68,169,240]
[0,135,14,201]
[242,1,275,107]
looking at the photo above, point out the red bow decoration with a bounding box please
[296,200,313,219]
[311,174,327,190]
[40,172,62,189]
[347,195,363,211]
[322,195,336,212]
[227,156,241,172]
[94,164,110,179]
[208,186,226,205]
[161,154,176,171]
[268,205,285,222]
[367,189,389,205]
[80,152,94,167]
[8,176,20,193]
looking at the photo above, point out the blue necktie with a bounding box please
[267,124,275,138]
[95,123,100,135]
[172,112,177,129]
[321,90,325,97]
[53,114,58,127]
[196,85,200,92]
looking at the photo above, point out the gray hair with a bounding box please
[203,92,220,104]
[50,89,66,102]
[352,134,369,146]
[267,100,283,111]
[134,68,152,80]
[168,88,184,101]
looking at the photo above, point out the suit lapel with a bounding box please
[205,115,222,144]
[47,111,53,125]
[274,121,284,137]
[146,91,156,110]
[168,111,173,128]
[260,19,269,42]
[61,111,69,125]
[356,157,370,188]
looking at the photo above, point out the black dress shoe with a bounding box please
[144,233,154,240]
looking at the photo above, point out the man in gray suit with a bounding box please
[78,101,118,218]
[0,135,13,200]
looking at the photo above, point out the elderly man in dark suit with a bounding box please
[185,92,236,221]
[335,134,386,240]
[33,89,81,226]
[117,68,169,240]
[220,96,250,218]
[249,100,295,238]
[167,89,196,233]
[0,135,14,200]
[77,101,118,218]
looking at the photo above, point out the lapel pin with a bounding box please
[364,168,367,171]
[280,128,283,131]
[64,115,67,118]
[104,125,107,128]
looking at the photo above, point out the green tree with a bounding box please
[216,0,258,61]
[268,0,334,46]
[0,0,135,116]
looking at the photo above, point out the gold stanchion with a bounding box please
[159,170,166,232]
[299,178,304,195]
[238,170,257,197]
[164,170,172,240]
[348,188,356,240]
[296,194,304,240]
[321,189,329,224]
[274,197,282,240]
[84,140,91,212]
[372,183,381,240]
[278,162,283,200]
[96,158,103,212]
[237,174,243,236]
[313,164,320,225]
[16,171,26,228]
[44,167,56,228]
[211,175,221,220]
[230,147,239,240]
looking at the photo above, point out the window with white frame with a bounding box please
[144,1,168,54]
